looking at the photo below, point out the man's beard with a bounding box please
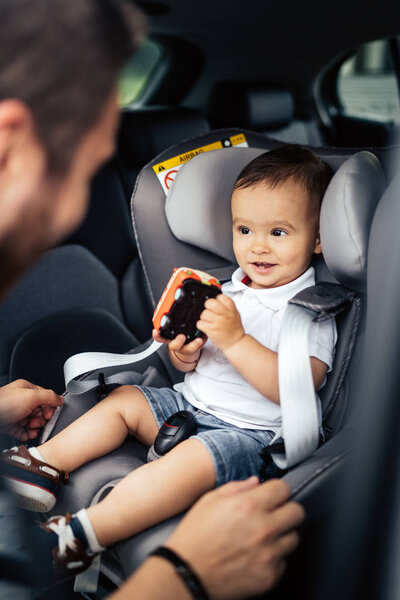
[0,219,54,301]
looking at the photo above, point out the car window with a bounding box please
[337,39,400,122]
[119,39,165,107]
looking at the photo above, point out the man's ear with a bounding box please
[0,100,45,174]
[314,231,322,255]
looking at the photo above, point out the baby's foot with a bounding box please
[1,445,68,511]
[41,513,96,576]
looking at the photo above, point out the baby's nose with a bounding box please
[251,242,270,255]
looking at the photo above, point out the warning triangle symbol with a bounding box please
[158,165,166,171]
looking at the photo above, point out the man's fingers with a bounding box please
[28,416,46,430]
[262,501,305,539]
[25,388,64,409]
[246,479,292,511]
[18,429,29,442]
[273,530,301,558]
[202,477,260,502]
[30,406,44,417]
[27,428,40,440]
[42,406,56,420]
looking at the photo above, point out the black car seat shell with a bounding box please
[45,129,386,586]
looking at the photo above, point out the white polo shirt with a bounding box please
[176,266,337,431]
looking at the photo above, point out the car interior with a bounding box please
[1,0,400,598]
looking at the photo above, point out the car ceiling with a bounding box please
[138,0,400,95]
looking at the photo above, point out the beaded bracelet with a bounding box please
[149,546,209,600]
[172,350,199,365]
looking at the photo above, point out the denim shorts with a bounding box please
[135,385,275,487]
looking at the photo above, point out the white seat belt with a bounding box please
[271,304,321,470]
[63,340,162,395]
[269,283,356,470]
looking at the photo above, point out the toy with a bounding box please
[152,267,222,343]
[147,410,197,461]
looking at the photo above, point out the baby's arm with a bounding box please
[197,295,328,405]
[152,330,206,373]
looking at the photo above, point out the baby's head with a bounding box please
[231,144,333,289]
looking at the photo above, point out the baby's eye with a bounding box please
[271,229,287,237]
[239,226,251,235]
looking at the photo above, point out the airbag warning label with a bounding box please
[152,133,248,195]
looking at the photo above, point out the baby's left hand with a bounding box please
[197,294,245,352]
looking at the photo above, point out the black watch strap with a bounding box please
[149,546,210,600]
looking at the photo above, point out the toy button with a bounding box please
[162,424,179,437]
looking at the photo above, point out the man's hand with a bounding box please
[166,477,305,599]
[197,294,245,352]
[0,379,64,441]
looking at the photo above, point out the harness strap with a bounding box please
[63,282,356,472]
[63,340,162,396]
[270,283,355,470]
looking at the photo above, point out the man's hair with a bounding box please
[0,0,145,173]
[234,144,333,207]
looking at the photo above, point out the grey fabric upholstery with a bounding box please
[166,147,265,262]
[321,151,387,293]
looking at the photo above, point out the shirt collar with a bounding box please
[223,266,316,311]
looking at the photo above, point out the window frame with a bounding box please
[314,35,400,129]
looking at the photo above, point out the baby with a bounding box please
[2,144,335,574]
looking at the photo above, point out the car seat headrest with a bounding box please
[320,151,386,293]
[166,147,386,292]
[166,147,265,263]
[209,83,294,131]
[118,107,209,166]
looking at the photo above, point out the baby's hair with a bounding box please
[234,144,333,207]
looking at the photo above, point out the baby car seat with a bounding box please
[47,128,387,591]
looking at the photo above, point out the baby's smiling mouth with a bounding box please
[251,262,276,270]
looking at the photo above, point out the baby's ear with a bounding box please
[314,232,322,255]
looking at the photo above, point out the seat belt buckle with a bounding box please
[96,372,120,397]
[96,372,107,396]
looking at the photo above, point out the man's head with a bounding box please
[231,145,333,289]
[0,0,144,296]
[0,0,144,174]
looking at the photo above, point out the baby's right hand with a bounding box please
[153,329,206,355]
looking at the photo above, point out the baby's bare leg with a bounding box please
[87,438,216,546]
[39,386,159,472]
